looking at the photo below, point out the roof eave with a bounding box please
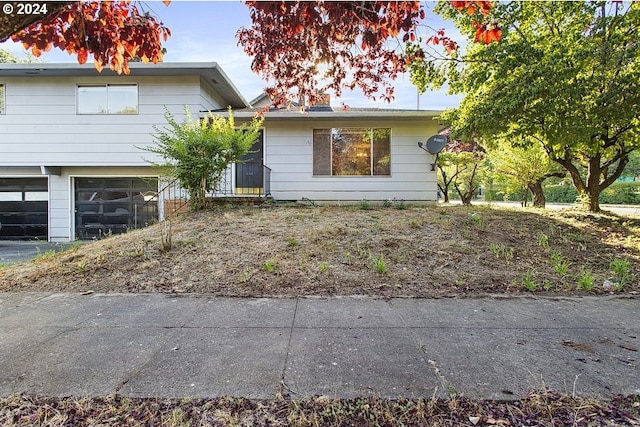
[229,110,443,120]
[0,62,248,109]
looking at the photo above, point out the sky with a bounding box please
[0,0,463,110]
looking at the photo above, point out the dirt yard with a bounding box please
[1,204,638,298]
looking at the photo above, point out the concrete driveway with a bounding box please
[0,241,79,264]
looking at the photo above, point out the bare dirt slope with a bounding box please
[1,205,638,297]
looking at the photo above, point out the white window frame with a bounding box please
[76,83,139,115]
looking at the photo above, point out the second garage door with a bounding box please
[75,177,158,240]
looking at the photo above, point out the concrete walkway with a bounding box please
[0,293,638,400]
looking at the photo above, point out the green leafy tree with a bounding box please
[417,1,640,212]
[0,48,39,63]
[437,138,487,205]
[621,151,640,180]
[145,107,264,209]
[489,140,565,208]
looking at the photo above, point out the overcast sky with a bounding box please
[1,0,463,110]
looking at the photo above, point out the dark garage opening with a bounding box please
[75,177,158,240]
[0,178,48,240]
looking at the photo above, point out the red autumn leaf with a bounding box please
[77,48,88,64]
[10,1,171,75]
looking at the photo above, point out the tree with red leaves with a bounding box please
[237,1,499,107]
[6,1,170,75]
[4,1,497,99]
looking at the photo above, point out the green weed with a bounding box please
[341,251,353,265]
[536,232,549,249]
[550,251,570,277]
[319,262,329,273]
[287,238,299,247]
[372,254,388,275]
[467,213,483,229]
[394,199,407,210]
[239,267,252,283]
[359,199,372,210]
[489,243,514,261]
[522,271,538,292]
[263,259,278,274]
[577,269,595,291]
[609,258,632,291]
[76,260,89,273]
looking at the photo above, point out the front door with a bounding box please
[235,130,264,194]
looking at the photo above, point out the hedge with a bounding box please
[476,182,640,204]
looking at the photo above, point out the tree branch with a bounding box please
[0,2,70,42]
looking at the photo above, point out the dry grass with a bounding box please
[0,204,639,297]
[0,390,637,426]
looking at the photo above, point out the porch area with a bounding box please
[141,163,272,223]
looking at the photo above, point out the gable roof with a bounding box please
[0,61,248,108]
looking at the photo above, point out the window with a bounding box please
[0,84,4,114]
[313,128,391,176]
[77,84,138,114]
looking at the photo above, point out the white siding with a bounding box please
[199,77,228,111]
[0,75,225,167]
[263,119,439,202]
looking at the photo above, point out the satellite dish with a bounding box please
[426,135,448,155]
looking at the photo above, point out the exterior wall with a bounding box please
[0,75,223,167]
[199,77,228,111]
[263,119,439,202]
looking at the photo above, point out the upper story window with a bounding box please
[77,84,138,114]
[313,128,391,176]
[0,84,5,114]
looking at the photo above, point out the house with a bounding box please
[0,62,441,242]
[0,62,246,241]
[231,93,442,202]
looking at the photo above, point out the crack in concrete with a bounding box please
[279,298,299,396]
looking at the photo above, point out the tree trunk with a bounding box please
[437,166,454,203]
[529,182,546,208]
[438,183,450,203]
[583,155,602,212]
[459,190,474,206]
[553,155,598,212]
[582,185,601,212]
[521,188,529,207]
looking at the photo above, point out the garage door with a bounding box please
[75,177,158,240]
[0,178,48,240]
